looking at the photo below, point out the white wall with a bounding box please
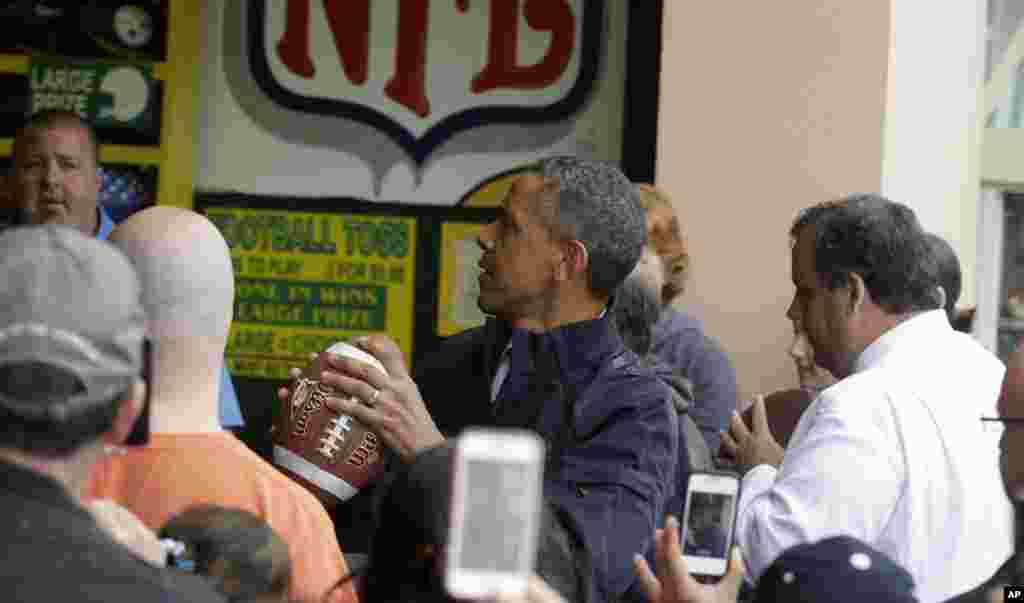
[657,0,891,399]
[880,0,988,308]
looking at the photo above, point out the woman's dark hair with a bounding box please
[355,445,591,603]
[358,447,455,603]
[791,194,941,314]
[611,271,664,357]
[159,505,291,603]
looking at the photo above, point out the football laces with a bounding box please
[318,414,354,461]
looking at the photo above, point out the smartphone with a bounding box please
[680,471,740,577]
[445,428,545,600]
[123,337,152,446]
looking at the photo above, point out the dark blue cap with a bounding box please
[755,536,917,603]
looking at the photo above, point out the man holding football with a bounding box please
[293,156,679,602]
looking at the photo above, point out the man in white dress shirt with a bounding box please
[722,194,1012,603]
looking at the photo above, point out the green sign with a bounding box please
[29,59,154,128]
[233,279,387,330]
[207,207,418,380]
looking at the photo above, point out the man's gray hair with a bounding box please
[533,156,646,297]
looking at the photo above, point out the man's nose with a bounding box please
[43,161,60,186]
[786,299,799,323]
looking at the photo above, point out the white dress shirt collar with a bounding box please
[854,309,949,373]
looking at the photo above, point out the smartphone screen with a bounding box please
[459,458,535,571]
[680,472,739,577]
[446,429,544,599]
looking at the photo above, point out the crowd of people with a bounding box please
[0,108,1019,603]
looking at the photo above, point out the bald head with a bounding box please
[110,207,234,339]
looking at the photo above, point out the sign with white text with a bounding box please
[29,59,157,132]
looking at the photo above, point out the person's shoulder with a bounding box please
[84,534,226,602]
[601,347,667,391]
[657,306,703,333]
[584,349,677,417]
[414,323,492,374]
[229,440,343,545]
[270,471,334,521]
[437,323,489,348]
[89,565,225,603]
[226,438,325,508]
[653,310,735,367]
[194,434,325,511]
[684,331,737,389]
[152,569,228,603]
[947,329,1004,374]
[190,432,267,467]
[811,371,901,426]
[817,371,885,402]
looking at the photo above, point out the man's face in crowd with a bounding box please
[633,246,665,302]
[645,203,686,305]
[788,326,837,391]
[11,122,101,234]
[786,226,856,379]
[476,174,564,322]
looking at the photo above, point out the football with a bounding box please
[273,341,388,508]
[739,388,814,448]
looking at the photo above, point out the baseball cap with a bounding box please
[755,536,917,603]
[0,225,145,422]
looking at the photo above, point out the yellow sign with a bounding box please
[207,207,417,380]
[437,222,488,336]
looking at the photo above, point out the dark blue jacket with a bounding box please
[416,315,678,602]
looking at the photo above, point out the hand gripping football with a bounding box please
[273,342,387,508]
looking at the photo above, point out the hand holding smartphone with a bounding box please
[446,428,545,600]
[680,471,740,578]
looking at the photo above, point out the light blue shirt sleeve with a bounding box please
[218,366,245,428]
[94,205,116,240]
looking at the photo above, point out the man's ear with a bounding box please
[559,239,589,281]
[847,272,867,316]
[105,379,145,446]
[935,285,947,312]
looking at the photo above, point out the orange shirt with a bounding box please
[87,432,358,603]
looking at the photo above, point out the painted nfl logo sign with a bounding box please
[249,1,603,165]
